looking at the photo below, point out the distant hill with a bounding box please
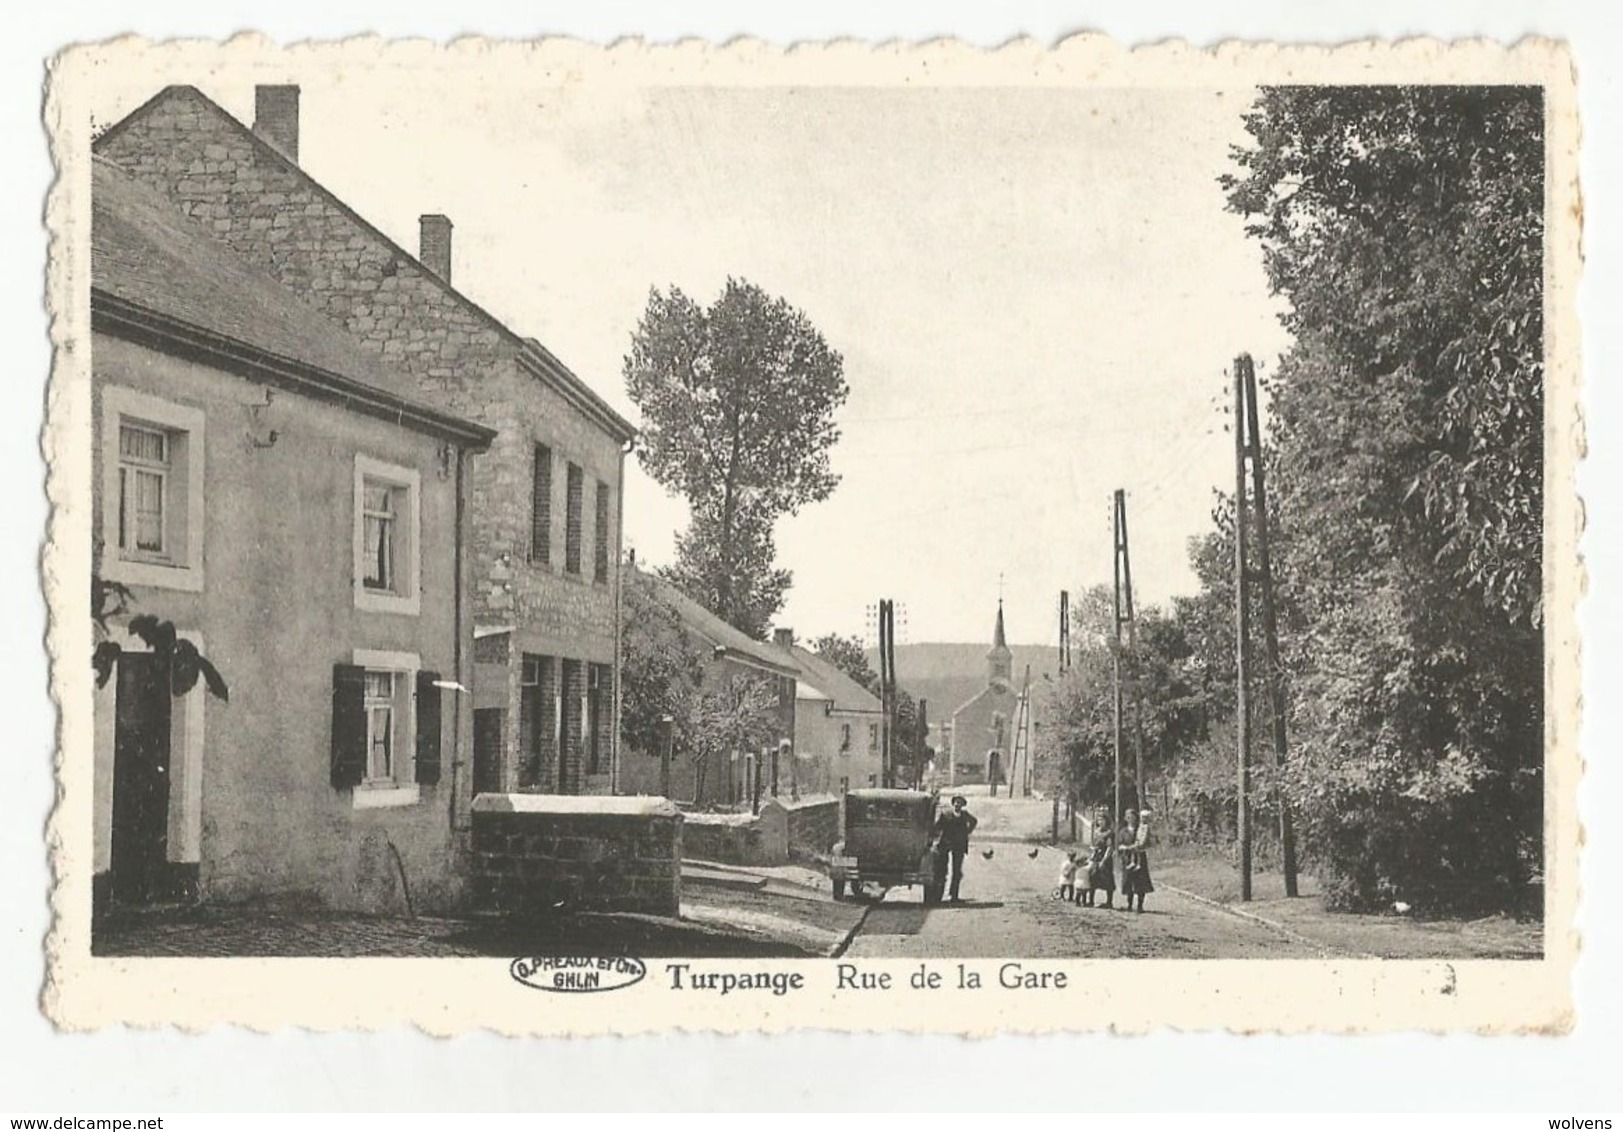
[867,642,1062,717]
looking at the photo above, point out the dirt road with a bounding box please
[843,790,1333,959]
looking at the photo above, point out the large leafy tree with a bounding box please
[625,278,849,638]
[809,633,880,692]
[1222,86,1545,911]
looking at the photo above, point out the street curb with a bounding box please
[1159,883,1382,960]
[828,895,881,959]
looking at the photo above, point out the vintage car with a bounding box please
[829,788,946,903]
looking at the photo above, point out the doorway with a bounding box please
[109,653,172,904]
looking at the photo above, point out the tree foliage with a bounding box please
[618,567,782,806]
[625,278,849,638]
[809,633,880,692]
[91,575,228,702]
[1218,86,1545,911]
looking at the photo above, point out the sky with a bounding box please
[88,67,1294,647]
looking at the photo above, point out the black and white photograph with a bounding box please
[41,35,1580,1035]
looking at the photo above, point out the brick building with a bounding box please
[91,157,494,915]
[96,84,638,800]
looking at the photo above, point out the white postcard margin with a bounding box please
[40,33,1582,1035]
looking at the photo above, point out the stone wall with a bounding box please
[682,811,780,866]
[761,795,841,864]
[469,795,681,918]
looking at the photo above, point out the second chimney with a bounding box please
[420,215,453,283]
[773,628,794,649]
[253,85,300,163]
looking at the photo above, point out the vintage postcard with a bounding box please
[42,35,1580,1034]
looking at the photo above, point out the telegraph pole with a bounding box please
[878,598,896,788]
[1233,357,1254,903]
[1238,354,1300,897]
[1111,489,1136,839]
[1059,590,1072,673]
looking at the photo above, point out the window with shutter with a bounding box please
[415,670,442,785]
[531,444,552,564]
[593,481,611,583]
[565,463,584,575]
[331,664,368,789]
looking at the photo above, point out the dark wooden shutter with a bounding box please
[415,670,443,786]
[331,663,367,789]
[531,445,552,563]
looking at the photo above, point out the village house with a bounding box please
[618,568,798,809]
[95,84,637,803]
[770,633,885,796]
[91,157,494,916]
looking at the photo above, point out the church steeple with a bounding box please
[987,599,1013,687]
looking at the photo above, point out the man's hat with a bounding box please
[951,795,967,806]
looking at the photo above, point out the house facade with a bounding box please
[95,84,637,801]
[91,158,494,915]
[618,569,798,808]
[774,636,885,796]
[948,602,1022,787]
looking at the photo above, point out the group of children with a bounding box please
[1055,807,1154,913]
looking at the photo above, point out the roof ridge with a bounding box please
[95,83,635,442]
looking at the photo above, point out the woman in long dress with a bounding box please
[1118,808,1154,912]
[1083,807,1115,908]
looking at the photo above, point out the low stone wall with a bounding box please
[682,810,781,866]
[761,794,841,864]
[469,794,682,919]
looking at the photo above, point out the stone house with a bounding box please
[618,568,798,809]
[95,84,637,802]
[91,157,494,915]
[948,602,1022,787]
[772,636,884,796]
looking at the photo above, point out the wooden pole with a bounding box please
[1112,489,1126,858]
[1240,353,1300,897]
[1234,357,1254,903]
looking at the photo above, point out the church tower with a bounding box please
[987,600,1013,689]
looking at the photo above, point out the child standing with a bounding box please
[1057,850,1078,903]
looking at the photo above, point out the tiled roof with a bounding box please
[635,568,800,679]
[785,644,883,715]
[92,156,493,447]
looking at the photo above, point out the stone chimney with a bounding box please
[773,628,794,649]
[253,85,300,163]
[419,214,453,283]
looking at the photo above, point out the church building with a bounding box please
[947,602,1023,787]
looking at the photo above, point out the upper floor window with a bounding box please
[565,462,584,575]
[354,455,420,616]
[530,444,552,565]
[593,481,611,584]
[99,386,205,592]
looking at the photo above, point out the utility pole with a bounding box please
[1111,489,1137,838]
[1059,590,1071,673]
[1237,353,1300,897]
[916,699,928,790]
[1233,356,1254,903]
[878,598,897,788]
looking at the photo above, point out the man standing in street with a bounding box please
[933,795,979,903]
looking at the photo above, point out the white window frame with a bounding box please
[353,455,421,616]
[350,648,422,810]
[99,386,205,593]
